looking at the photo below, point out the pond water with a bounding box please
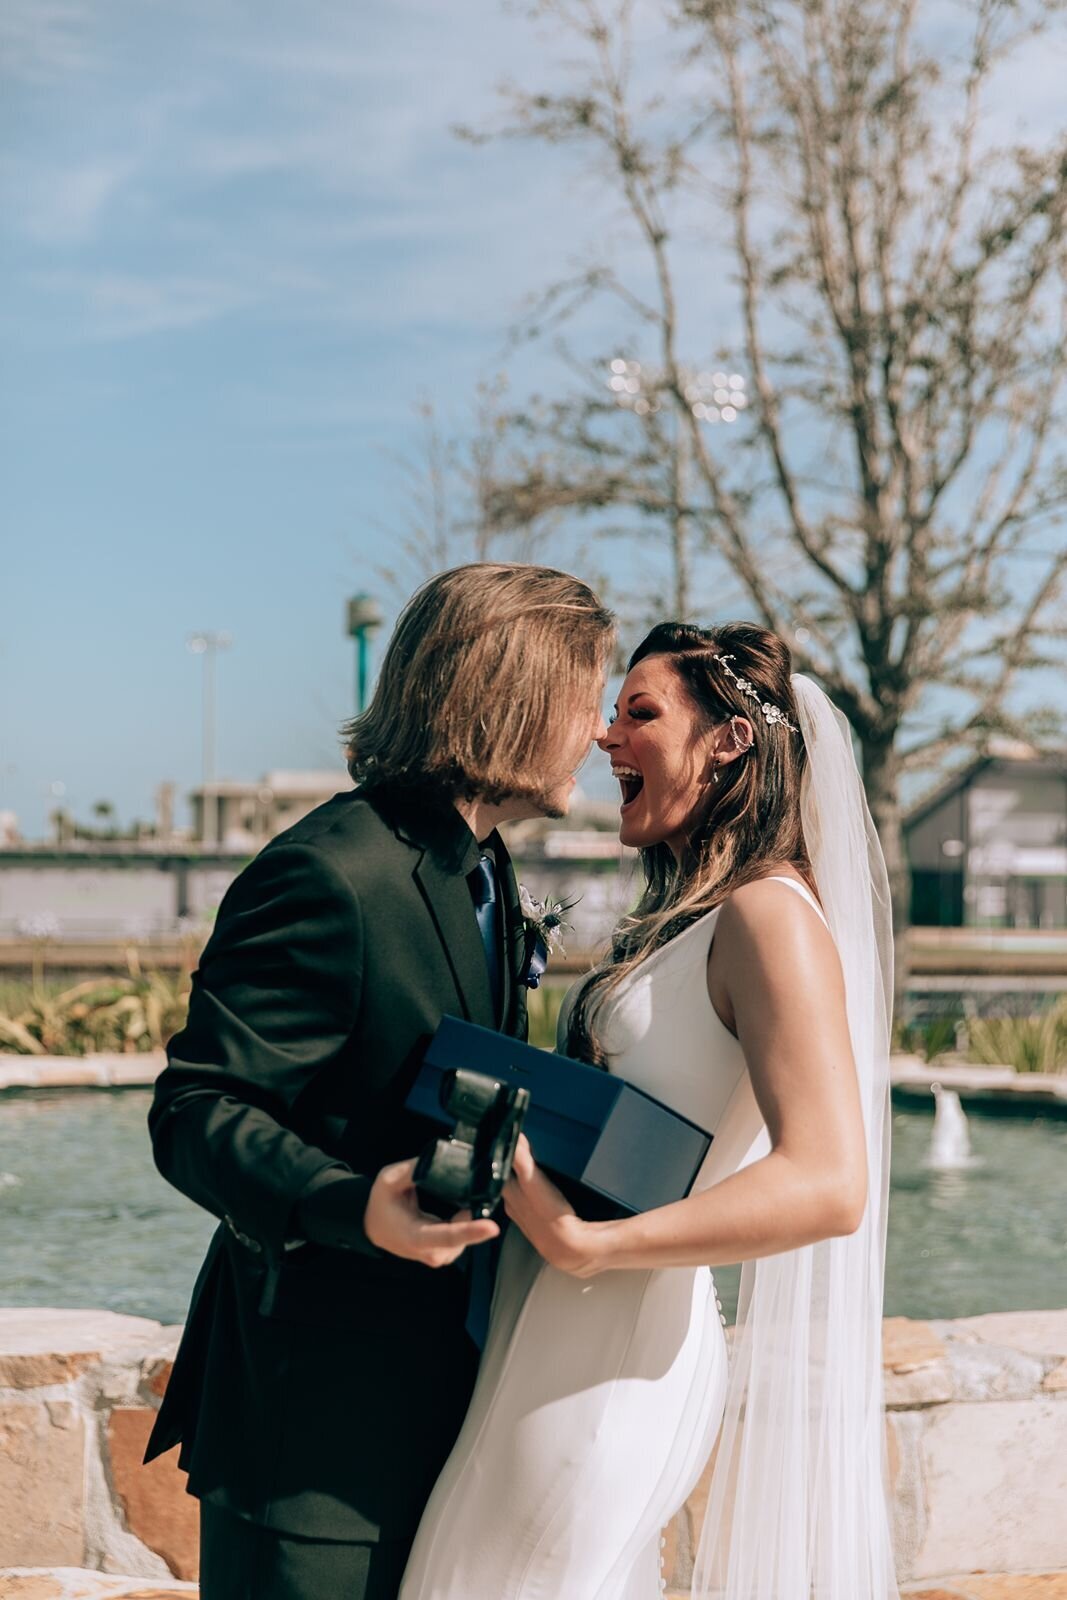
[0,1090,1064,1326]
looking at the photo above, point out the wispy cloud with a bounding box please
[84,272,253,338]
[0,0,96,84]
[16,157,137,242]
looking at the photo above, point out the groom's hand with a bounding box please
[364,1158,500,1267]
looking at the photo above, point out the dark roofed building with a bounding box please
[904,741,1067,930]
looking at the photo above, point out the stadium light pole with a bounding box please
[346,595,383,715]
[187,631,232,849]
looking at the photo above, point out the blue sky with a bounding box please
[2,1,602,835]
[3,2,1065,838]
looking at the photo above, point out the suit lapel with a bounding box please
[375,789,526,1039]
[412,845,496,1031]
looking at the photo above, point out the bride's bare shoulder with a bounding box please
[713,874,835,970]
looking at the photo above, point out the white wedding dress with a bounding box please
[399,876,828,1600]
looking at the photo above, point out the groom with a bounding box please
[144,563,613,1600]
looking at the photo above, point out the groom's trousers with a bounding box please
[199,1502,411,1600]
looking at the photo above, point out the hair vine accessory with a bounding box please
[712,654,799,734]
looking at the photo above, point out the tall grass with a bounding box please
[895,1003,1067,1073]
[965,1000,1067,1075]
[0,965,190,1056]
[893,1016,959,1063]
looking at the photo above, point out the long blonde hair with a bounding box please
[344,563,614,805]
[566,621,814,1067]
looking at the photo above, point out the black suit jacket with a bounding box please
[144,786,529,1543]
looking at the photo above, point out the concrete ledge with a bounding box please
[0,1057,163,1092]
[890,1056,1067,1111]
[4,1053,1064,1111]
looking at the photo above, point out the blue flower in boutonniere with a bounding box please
[518,886,577,989]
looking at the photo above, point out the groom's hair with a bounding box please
[343,563,614,804]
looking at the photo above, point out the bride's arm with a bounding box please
[503,880,868,1277]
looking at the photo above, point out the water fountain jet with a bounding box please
[924,1083,980,1170]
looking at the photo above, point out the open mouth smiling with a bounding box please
[612,764,645,809]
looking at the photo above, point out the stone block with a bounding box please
[884,1360,955,1407]
[141,1362,173,1404]
[0,1352,99,1391]
[950,1310,1067,1359]
[883,1319,954,1405]
[114,1591,198,1598]
[884,1318,948,1371]
[106,1410,198,1582]
[1042,1359,1067,1393]
[35,1063,107,1088]
[890,1410,928,1578]
[946,1341,1044,1403]
[914,1400,1067,1577]
[0,1310,170,1377]
[0,1403,86,1566]
[967,1578,1067,1599]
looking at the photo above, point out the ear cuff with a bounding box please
[729,716,753,753]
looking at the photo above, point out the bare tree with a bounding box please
[374,378,553,598]
[470,0,1067,993]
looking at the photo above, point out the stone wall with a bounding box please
[1,1306,1065,1589]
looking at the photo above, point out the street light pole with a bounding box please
[187,631,232,849]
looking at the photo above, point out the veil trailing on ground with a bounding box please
[691,675,899,1599]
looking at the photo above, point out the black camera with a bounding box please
[414,1067,530,1221]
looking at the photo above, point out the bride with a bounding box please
[399,621,899,1600]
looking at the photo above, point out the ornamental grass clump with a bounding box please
[965,1001,1067,1075]
[893,1016,958,1063]
[0,968,190,1056]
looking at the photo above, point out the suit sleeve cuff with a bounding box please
[289,1165,382,1258]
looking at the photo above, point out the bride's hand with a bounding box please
[503,1135,607,1279]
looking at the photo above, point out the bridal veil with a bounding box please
[691,674,899,1599]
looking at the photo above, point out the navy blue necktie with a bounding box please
[464,852,504,1350]
[469,853,502,1017]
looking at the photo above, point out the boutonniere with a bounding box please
[518,886,577,989]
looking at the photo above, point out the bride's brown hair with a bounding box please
[565,621,815,1068]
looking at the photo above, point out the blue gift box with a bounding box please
[405,1015,713,1218]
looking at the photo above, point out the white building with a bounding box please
[188,770,349,850]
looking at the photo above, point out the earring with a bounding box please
[711,762,721,786]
